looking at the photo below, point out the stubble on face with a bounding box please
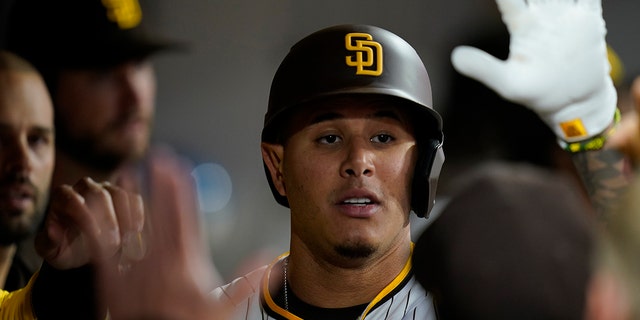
[283,96,417,266]
[54,114,152,172]
[0,53,54,245]
[53,62,156,172]
[0,174,47,245]
[334,242,377,259]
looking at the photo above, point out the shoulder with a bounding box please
[210,265,268,306]
[364,276,435,320]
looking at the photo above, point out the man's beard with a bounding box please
[335,243,376,259]
[0,177,47,246]
[54,119,149,173]
[0,213,41,245]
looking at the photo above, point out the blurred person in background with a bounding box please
[608,76,640,166]
[583,72,640,320]
[0,50,54,292]
[4,0,220,292]
[586,169,640,320]
[0,49,233,320]
[414,162,597,319]
[413,115,640,320]
[0,49,133,319]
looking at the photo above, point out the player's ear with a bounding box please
[261,142,286,197]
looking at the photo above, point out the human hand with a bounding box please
[98,150,232,320]
[35,177,144,270]
[451,0,616,142]
[607,76,640,165]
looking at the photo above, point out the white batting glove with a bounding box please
[451,0,617,143]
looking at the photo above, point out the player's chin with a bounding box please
[334,241,376,260]
[110,139,149,161]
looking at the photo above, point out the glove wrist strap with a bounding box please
[558,108,621,153]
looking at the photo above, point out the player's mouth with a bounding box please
[342,197,373,206]
[336,191,380,217]
[0,184,35,212]
[118,117,148,133]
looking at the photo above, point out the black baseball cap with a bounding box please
[4,0,179,70]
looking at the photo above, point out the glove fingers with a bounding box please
[495,0,527,17]
[451,46,508,96]
[524,0,602,14]
[526,0,568,6]
[577,0,602,12]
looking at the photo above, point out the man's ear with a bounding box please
[261,142,286,197]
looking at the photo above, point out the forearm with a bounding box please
[571,147,633,220]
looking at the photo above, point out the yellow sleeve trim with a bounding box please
[0,270,38,320]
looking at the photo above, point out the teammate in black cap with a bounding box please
[4,0,219,299]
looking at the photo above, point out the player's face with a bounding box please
[268,97,416,267]
[0,68,54,245]
[53,60,156,171]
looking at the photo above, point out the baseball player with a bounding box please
[213,23,442,319]
[0,50,144,318]
[4,0,221,298]
[212,0,628,319]
[0,50,54,315]
[0,51,227,319]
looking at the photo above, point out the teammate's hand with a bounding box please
[99,152,232,320]
[607,76,640,165]
[35,177,144,270]
[451,0,616,142]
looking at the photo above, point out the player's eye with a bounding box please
[28,134,49,147]
[317,135,341,144]
[371,133,394,144]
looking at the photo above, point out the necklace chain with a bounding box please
[283,256,289,311]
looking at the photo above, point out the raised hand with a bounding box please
[451,0,616,143]
[35,177,144,270]
[607,77,640,165]
[98,151,231,320]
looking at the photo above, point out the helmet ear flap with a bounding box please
[412,138,444,218]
